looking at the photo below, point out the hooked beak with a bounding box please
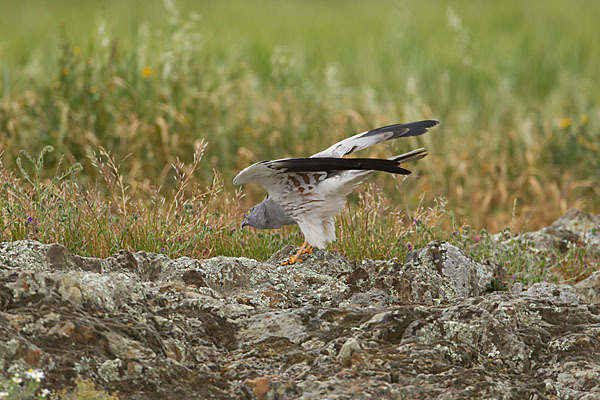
[241,220,248,228]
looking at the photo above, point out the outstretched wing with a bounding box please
[232,160,282,187]
[232,154,420,187]
[311,120,438,158]
[232,119,435,188]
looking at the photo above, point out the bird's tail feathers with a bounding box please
[389,148,428,164]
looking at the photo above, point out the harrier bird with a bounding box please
[234,120,438,265]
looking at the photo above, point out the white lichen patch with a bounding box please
[0,240,49,271]
[98,358,123,382]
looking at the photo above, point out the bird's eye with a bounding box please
[246,210,251,215]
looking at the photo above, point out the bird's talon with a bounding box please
[280,254,304,266]
[301,246,313,255]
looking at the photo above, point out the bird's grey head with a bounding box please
[241,198,296,229]
[241,203,269,229]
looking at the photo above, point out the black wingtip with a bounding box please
[403,120,439,128]
[366,120,439,138]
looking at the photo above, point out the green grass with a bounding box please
[0,0,599,282]
[1,145,597,285]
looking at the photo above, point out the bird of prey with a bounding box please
[234,120,438,265]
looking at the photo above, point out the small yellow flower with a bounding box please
[141,66,153,78]
[89,86,96,94]
[62,67,70,76]
[581,114,589,124]
[558,118,571,129]
[73,46,80,56]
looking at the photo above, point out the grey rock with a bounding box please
[524,282,581,304]
[492,209,600,270]
[404,241,496,303]
[550,209,600,256]
[0,209,598,399]
[576,270,600,304]
[337,337,361,367]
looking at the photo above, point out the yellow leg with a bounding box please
[280,241,312,265]
[300,245,313,255]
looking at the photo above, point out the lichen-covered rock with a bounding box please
[550,209,600,256]
[0,209,599,399]
[403,241,496,303]
[524,282,581,304]
[492,208,600,260]
[575,270,600,304]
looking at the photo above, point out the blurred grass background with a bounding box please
[0,0,599,260]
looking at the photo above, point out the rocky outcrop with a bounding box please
[0,209,599,399]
